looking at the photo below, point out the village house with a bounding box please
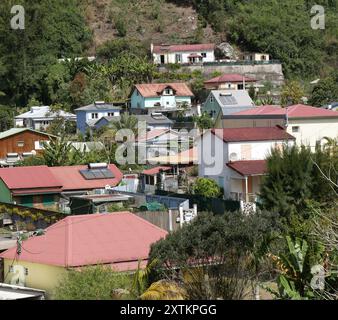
[241,52,271,62]
[135,129,192,161]
[93,113,174,133]
[130,83,194,116]
[0,212,167,295]
[151,43,215,65]
[0,163,123,212]
[197,127,295,202]
[74,101,122,134]
[15,106,76,131]
[224,104,338,150]
[0,128,55,166]
[204,74,257,91]
[202,90,255,127]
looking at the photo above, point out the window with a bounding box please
[17,141,24,147]
[24,268,28,276]
[35,141,45,150]
[237,84,244,90]
[164,89,172,95]
[210,96,214,103]
[241,145,252,160]
[9,266,13,272]
[175,54,182,63]
[108,113,115,117]
[261,55,266,61]
[91,113,99,119]
[292,126,300,133]
[201,53,207,58]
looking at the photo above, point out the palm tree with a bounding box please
[42,135,73,166]
[140,280,186,300]
[110,113,138,135]
[131,259,158,298]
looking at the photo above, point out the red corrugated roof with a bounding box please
[49,164,123,192]
[0,212,168,269]
[233,104,338,118]
[212,127,295,142]
[205,74,256,84]
[153,43,215,54]
[227,160,267,176]
[0,165,123,194]
[142,166,172,176]
[135,83,194,98]
[0,166,62,191]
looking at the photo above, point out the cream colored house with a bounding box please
[242,52,270,62]
[0,212,167,297]
[151,43,215,64]
[197,127,295,202]
[223,104,338,150]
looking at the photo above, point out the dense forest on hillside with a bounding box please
[0,0,337,112]
[169,0,338,77]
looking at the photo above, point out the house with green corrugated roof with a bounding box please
[0,128,55,164]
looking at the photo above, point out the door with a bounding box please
[160,55,165,64]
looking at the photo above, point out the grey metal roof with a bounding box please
[210,90,255,116]
[75,102,122,112]
[15,106,76,120]
[96,114,173,126]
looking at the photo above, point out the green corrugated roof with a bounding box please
[0,128,57,140]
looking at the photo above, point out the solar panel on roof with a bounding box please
[219,95,238,105]
[80,168,115,180]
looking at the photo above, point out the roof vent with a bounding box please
[94,101,105,105]
[220,93,233,97]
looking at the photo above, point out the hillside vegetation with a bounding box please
[0,0,337,110]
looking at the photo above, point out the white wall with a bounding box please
[86,111,120,121]
[287,118,338,150]
[153,50,215,64]
[198,132,295,197]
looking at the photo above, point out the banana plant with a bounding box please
[266,236,317,299]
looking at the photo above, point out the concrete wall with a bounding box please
[159,63,284,86]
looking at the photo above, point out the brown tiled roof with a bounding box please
[212,127,295,142]
[135,83,194,98]
[227,160,267,176]
[153,43,215,54]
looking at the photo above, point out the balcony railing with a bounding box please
[230,192,258,203]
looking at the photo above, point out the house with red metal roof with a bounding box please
[197,127,295,202]
[0,212,167,294]
[130,83,194,116]
[204,74,257,90]
[223,104,338,149]
[151,43,215,65]
[0,164,123,211]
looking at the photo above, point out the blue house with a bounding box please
[74,101,122,134]
[130,83,194,114]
